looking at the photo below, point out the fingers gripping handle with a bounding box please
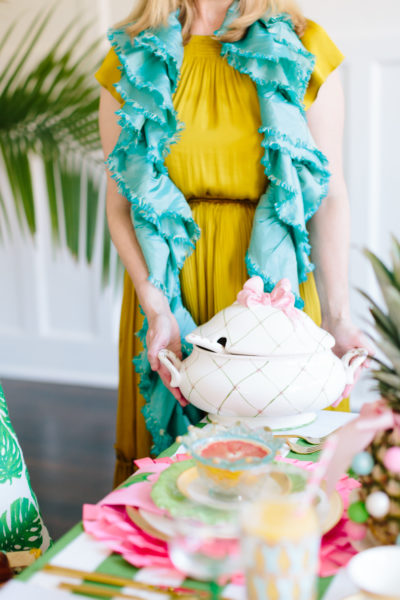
[158,349,182,388]
[341,347,369,384]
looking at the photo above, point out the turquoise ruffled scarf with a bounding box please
[107,3,330,454]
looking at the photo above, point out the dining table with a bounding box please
[0,410,365,600]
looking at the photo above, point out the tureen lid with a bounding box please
[186,277,335,356]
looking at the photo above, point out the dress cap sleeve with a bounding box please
[95,22,344,110]
[302,19,345,110]
[95,47,123,104]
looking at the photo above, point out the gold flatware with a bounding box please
[272,432,336,445]
[286,439,324,454]
[43,564,208,598]
[301,433,335,445]
[59,582,164,599]
[59,581,221,600]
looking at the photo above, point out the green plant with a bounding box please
[355,236,400,544]
[0,9,115,283]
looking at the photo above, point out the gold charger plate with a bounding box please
[125,506,171,542]
[323,487,344,535]
[177,467,343,535]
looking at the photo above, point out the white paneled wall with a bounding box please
[298,1,400,408]
[0,152,121,386]
[1,1,400,407]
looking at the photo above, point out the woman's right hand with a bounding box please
[146,311,188,407]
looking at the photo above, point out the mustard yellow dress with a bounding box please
[96,20,346,487]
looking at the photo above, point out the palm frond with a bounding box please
[0,9,117,285]
[0,10,54,91]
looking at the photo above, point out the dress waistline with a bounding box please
[188,197,257,206]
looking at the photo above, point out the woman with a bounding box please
[97,0,368,487]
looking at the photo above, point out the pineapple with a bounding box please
[356,236,400,544]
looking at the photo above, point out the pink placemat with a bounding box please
[83,455,360,578]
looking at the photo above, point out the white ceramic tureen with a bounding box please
[159,277,368,429]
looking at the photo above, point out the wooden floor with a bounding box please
[2,378,117,542]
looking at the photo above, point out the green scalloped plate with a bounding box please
[150,459,237,525]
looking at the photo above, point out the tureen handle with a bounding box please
[158,349,182,388]
[341,347,369,384]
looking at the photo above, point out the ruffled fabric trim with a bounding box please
[219,9,330,307]
[108,13,204,455]
[107,3,330,452]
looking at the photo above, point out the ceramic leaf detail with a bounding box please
[0,497,43,551]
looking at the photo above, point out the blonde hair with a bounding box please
[118,0,307,44]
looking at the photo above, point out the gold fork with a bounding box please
[286,439,324,454]
[44,565,209,598]
[272,430,339,445]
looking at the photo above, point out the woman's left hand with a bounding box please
[321,316,374,362]
[322,317,374,402]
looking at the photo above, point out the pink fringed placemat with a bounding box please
[83,454,360,579]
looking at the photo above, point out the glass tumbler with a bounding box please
[241,466,321,600]
[168,518,241,583]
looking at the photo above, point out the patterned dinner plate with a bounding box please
[176,466,292,510]
[178,465,343,534]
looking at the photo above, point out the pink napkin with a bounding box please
[83,454,359,579]
[83,454,189,571]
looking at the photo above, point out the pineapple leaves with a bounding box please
[363,237,400,404]
[374,339,400,374]
[0,9,115,285]
[391,234,400,289]
[372,371,400,392]
[363,249,400,333]
[359,290,398,340]
[385,287,400,335]
[364,249,395,287]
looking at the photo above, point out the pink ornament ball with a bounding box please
[383,447,400,474]
[345,521,367,541]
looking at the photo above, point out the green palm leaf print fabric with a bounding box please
[0,422,23,484]
[0,498,43,551]
[0,383,50,552]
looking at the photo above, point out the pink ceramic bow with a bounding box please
[237,276,299,320]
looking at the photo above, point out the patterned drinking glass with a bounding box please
[241,466,321,600]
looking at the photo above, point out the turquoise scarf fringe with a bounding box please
[107,4,330,454]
